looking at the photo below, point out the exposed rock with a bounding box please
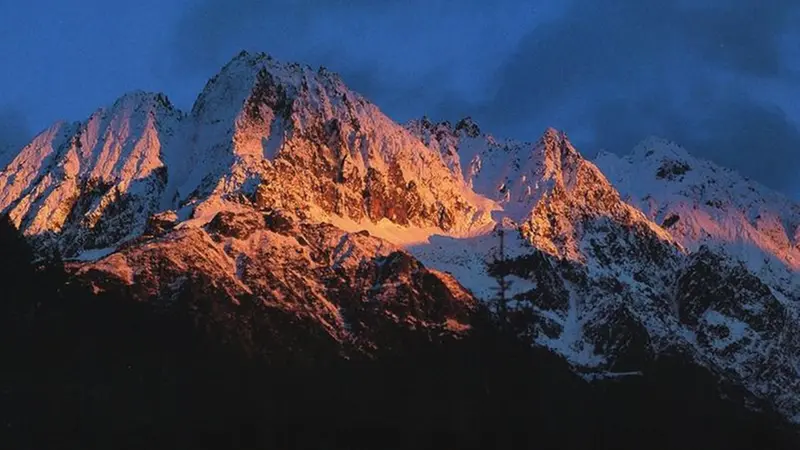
[454,117,480,138]
[144,211,178,237]
[206,210,265,240]
[73,222,475,359]
[656,160,692,180]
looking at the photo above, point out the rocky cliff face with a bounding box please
[2,51,798,424]
[171,51,493,242]
[675,246,800,419]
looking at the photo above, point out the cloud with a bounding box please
[0,107,31,161]
[481,0,800,124]
[473,0,800,192]
[169,0,543,121]
[588,86,800,191]
[690,100,800,190]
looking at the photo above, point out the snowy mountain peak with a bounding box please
[630,135,693,162]
[534,127,583,179]
[108,90,178,113]
[515,129,681,262]
[0,90,183,254]
[454,117,481,138]
[541,126,562,141]
[404,124,612,222]
[191,50,360,121]
[148,51,498,247]
[406,116,482,144]
[595,136,800,291]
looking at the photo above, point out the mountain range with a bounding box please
[2,50,799,428]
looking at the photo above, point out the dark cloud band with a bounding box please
[170,0,800,193]
[0,107,31,164]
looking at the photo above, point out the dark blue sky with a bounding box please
[2,0,800,195]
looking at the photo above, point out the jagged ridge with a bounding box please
[2,51,799,425]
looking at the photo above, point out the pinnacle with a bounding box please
[631,136,690,161]
[543,127,562,138]
[110,90,176,112]
[537,127,582,161]
[231,49,270,62]
[455,117,481,137]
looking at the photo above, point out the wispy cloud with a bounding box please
[168,0,546,121]
[0,106,31,162]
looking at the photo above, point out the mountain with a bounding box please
[0,92,181,255]
[595,137,800,295]
[595,139,800,419]
[1,51,494,259]
[2,51,799,429]
[405,117,800,421]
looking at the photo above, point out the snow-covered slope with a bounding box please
[595,137,800,298]
[408,123,684,366]
[676,245,800,421]
[2,51,798,424]
[407,119,800,420]
[407,117,545,220]
[591,137,800,420]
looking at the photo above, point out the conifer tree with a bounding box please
[490,224,513,330]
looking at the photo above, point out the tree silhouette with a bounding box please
[489,224,514,329]
[1,212,799,449]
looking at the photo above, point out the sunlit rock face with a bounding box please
[3,51,800,423]
[0,92,181,255]
[172,51,493,242]
[73,212,476,362]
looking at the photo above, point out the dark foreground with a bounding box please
[0,219,797,450]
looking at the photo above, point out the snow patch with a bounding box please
[70,247,118,262]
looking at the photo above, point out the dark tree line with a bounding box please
[0,215,798,449]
